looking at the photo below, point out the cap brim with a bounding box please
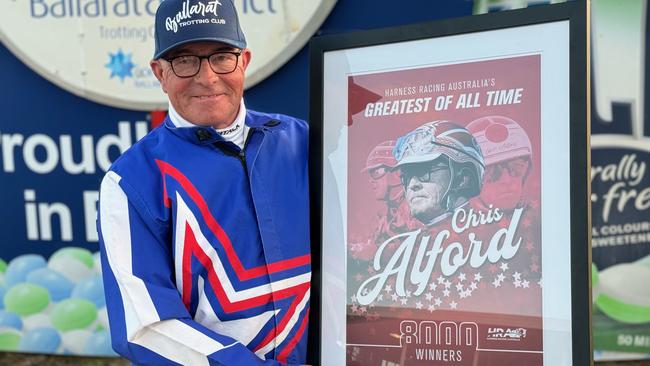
[395,152,443,167]
[154,37,247,59]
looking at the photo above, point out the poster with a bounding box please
[313,5,589,365]
[344,55,543,365]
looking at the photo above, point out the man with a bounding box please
[393,120,485,225]
[349,141,414,261]
[362,140,414,245]
[97,1,311,365]
[466,115,533,212]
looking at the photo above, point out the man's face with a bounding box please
[480,157,530,210]
[400,159,451,223]
[150,41,251,128]
[368,166,390,200]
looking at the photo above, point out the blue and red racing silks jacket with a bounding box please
[97,110,311,366]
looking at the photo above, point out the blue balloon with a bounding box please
[19,327,61,353]
[26,268,74,302]
[71,276,105,308]
[0,310,22,330]
[0,285,6,309]
[5,255,47,287]
[83,330,116,356]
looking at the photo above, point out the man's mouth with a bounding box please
[194,93,222,100]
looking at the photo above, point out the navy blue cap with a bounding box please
[153,0,247,59]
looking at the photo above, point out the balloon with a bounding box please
[50,299,97,332]
[5,255,46,287]
[0,310,22,330]
[0,327,21,351]
[60,329,92,355]
[48,248,94,284]
[4,283,50,316]
[26,268,74,302]
[71,276,105,308]
[19,327,61,353]
[83,330,116,356]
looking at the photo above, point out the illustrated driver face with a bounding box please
[400,157,451,223]
[480,156,530,210]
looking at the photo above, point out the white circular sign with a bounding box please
[0,0,336,111]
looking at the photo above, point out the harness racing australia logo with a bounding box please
[166,0,225,33]
[105,49,136,82]
[486,327,528,341]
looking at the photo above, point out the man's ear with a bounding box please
[240,48,252,72]
[150,60,168,94]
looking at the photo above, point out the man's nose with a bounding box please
[195,58,219,81]
[407,177,422,191]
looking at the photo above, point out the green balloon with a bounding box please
[592,263,599,287]
[51,248,94,269]
[4,283,50,316]
[0,329,20,351]
[0,259,7,274]
[51,299,97,332]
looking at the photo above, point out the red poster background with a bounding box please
[345,55,543,365]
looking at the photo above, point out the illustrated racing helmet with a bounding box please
[466,115,532,166]
[393,120,485,211]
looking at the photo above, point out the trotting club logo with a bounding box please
[165,0,224,33]
[0,0,337,110]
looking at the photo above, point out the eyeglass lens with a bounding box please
[485,158,530,183]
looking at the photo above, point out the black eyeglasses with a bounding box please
[163,51,242,78]
[400,163,449,187]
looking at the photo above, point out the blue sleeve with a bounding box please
[98,171,293,366]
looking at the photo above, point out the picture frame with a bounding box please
[308,2,590,366]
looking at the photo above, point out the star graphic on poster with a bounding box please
[377,294,384,301]
[531,263,540,272]
[474,273,483,282]
[497,273,506,282]
[469,282,478,291]
[429,282,437,291]
[351,295,357,303]
[530,199,540,208]
[437,275,446,284]
[415,301,423,310]
[428,304,436,313]
[406,290,412,298]
[455,283,464,292]
[391,293,399,302]
[459,291,467,299]
[492,279,501,288]
[367,266,374,274]
[384,284,392,293]
[458,273,466,282]
[522,280,530,288]
[444,280,452,289]
[400,298,408,305]
[443,289,450,297]
[538,279,543,288]
[449,301,458,309]
[513,279,522,288]
[434,298,442,306]
[425,293,433,301]
[360,306,367,314]
[355,273,363,281]
[351,304,358,313]
[500,262,509,271]
[105,49,135,82]
[513,272,522,281]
